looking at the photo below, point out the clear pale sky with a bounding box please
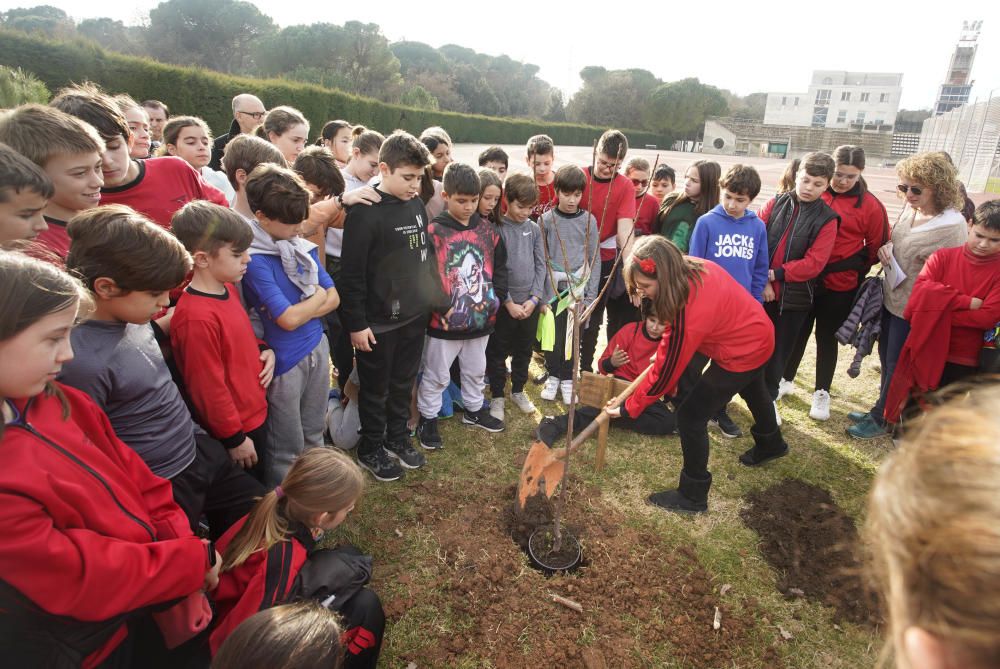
[4,0,999,110]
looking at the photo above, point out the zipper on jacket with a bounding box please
[8,402,156,541]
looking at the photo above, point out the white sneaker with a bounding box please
[773,401,783,426]
[541,376,560,401]
[511,391,536,414]
[777,378,795,401]
[809,389,831,421]
[489,397,505,421]
[560,380,574,405]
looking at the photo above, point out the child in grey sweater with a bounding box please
[538,165,600,404]
[486,174,546,419]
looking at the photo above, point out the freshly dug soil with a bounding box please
[375,479,786,668]
[740,478,880,626]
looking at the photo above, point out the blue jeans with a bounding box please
[870,308,910,425]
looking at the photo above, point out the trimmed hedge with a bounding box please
[0,30,673,148]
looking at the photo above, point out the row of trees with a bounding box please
[1,2,766,138]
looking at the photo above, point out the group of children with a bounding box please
[2,81,1000,667]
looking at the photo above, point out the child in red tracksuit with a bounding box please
[0,253,216,668]
[211,448,384,669]
[606,236,787,514]
[537,301,676,444]
[781,145,888,421]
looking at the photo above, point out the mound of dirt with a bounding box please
[740,479,879,626]
[378,480,785,668]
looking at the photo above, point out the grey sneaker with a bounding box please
[511,391,536,414]
[463,406,505,432]
[385,436,426,469]
[357,446,404,482]
[489,397,505,421]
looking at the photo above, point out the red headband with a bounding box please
[638,257,656,276]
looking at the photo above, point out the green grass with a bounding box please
[326,337,890,667]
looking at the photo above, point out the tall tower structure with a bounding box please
[934,20,982,115]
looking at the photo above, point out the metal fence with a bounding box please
[918,91,1000,193]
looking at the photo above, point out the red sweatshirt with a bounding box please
[0,385,205,667]
[599,320,661,381]
[209,516,311,655]
[911,246,1000,366]
[820,187,888,291]
[582,168,637,261]
[634,192,659,236]
[99,157,228,229]
[758,196,837,302]
[624,260,774,417]
[170,284,268,447]
[35,216,70,261]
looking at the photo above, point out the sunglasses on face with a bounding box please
[630,178,649,188]
[897,184,924,196]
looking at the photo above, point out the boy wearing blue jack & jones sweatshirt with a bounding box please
[688,164,769,301]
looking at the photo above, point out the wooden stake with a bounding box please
[549,593,584,613]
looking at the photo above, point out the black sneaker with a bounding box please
[357,446,404,482]
[463,405,505,432]
[709,408,743,439]
[417,416,444,450]
[385,436,426,469]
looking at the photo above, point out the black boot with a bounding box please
[739,426,789,466]
[534,408,599,447]
[647,470,711,514]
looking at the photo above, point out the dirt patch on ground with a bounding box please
[378,478,786,668]
[740,479,879,626]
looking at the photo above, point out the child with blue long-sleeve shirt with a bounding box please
[241,164,340,487]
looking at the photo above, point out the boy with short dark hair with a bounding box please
[478,145,509,181]
[650,164,676,203]
[224,133,287,222]
[417,162,507,446]
[61,204,264,537]
[758,152,840,416]
[170,200,276,479]
[0,142,54,248]
[0,105,104,258]
[884,200,1000,423]
[580,129,637,371]
[294,145,346,202]
[688,163,768,437]
[50,83,228,228]
[538,164,600,405]
[241,164,340,487]
[526,134,556,220]
[340,130,443,482]
[486,173,547,414]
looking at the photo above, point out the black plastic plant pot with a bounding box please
[528,525,583,574]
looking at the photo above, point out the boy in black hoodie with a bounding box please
[340,131,443,482]
[416,163,508,450]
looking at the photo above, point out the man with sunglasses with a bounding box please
[209,94,267,171]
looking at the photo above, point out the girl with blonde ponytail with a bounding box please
[210,449,384,668]
[865,383,1000,669]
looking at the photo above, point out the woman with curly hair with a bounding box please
[848,152,967,439]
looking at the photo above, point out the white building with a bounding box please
[764,71,903,131]
[933,21,981,116]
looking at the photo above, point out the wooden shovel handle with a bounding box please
[558,362,655,458]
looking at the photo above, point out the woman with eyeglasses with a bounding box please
[847,151,966,439]
[781,146,889,422]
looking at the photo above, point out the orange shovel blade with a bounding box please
[518,440,567,508]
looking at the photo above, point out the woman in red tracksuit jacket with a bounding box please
[606,236,788,514]
[781,146,889,420]
[211,448,384,669]
[0,253,216,669]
